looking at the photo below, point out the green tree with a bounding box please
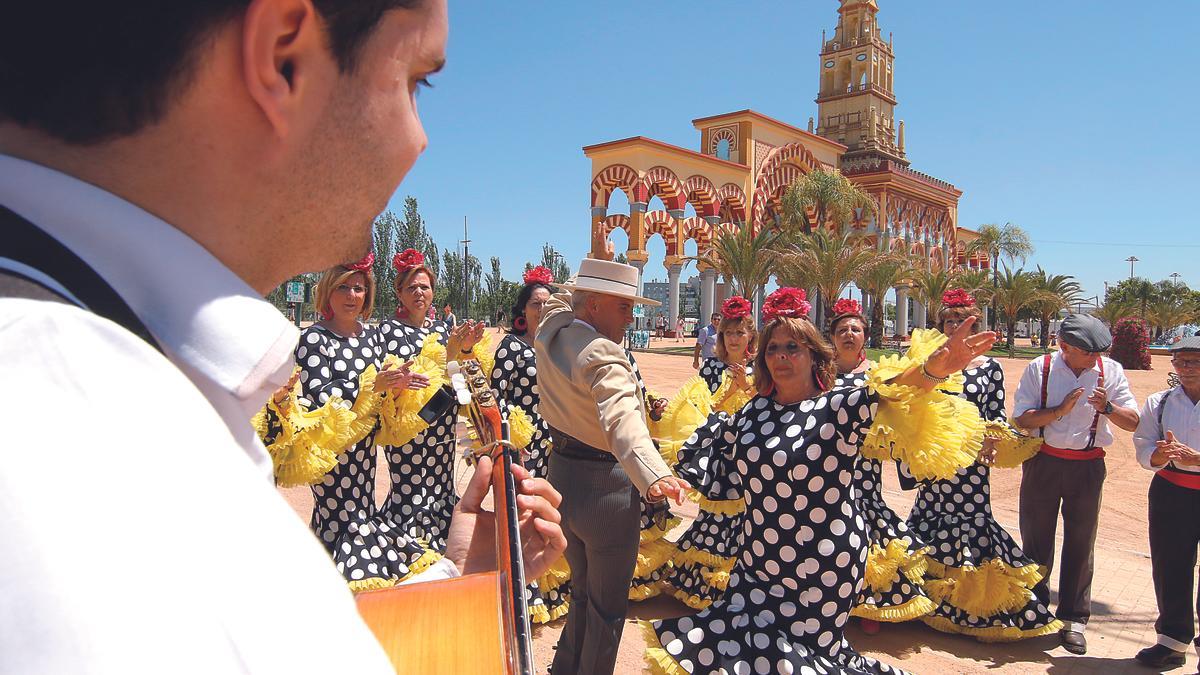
[537,243,572,284]
[1094,299,1137,327]
[370,211,402,320]
[778,168,877,235]
[908,267,955,330]
[952,267,994,317]
[992,266,1048,354]
[777,229,878,327]
[964,222,1033,328]
[440,249,481,320]
[1029,267,1081,352]
[397,196,441,281]
[853,252,913,347]
[690,226,780,299]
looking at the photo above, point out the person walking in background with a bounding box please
[442,303,457,328]
[692,311,721,371]
[1013,314,1140,655]
[1132,337,1200,670]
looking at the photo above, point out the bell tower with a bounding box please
[816,0,908,167]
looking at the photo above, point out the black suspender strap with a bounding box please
[0,204,163,353]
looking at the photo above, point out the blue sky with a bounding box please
[391,1,1197,302]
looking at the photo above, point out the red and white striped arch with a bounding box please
[643,210,680,256]
[716,183,748,224]
[640,166,687,211]
[600,214,631,237]
[683,174,720,218]
[752,163,806,230]
[590,164,640,209]
[681,216,713,254]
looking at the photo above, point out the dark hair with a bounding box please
[715,315,757,363]
[936,304,982,334]
[0,1,420,144]
[828,312,867,337]
[508,283,553,336]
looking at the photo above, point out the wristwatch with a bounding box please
[1101,401,1114,415]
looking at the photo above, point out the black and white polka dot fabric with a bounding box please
[837,371,933,621]
[906,358,1058,637]
[488,333,567,622]
[378,318,458,553]
[699,357,754,395]
[649,387,908,674]
[295,324,432,584]
[489,333,550,479]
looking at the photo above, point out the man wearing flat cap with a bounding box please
[1131,337,1200,669]
[536,258,689,675]
[1014,313,1140,654]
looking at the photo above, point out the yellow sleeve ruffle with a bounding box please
[261,394,353,488]
[985,420,1042,468]
[862,329,983,481]
[712,370,755,415]
[377,335,450,447]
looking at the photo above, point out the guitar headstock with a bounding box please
[449,360,504,450]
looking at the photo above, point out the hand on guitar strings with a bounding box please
[444,455,567,579]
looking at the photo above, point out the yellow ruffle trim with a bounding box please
[863,537,930,593]
[672,545,738,574]
[924,558,1045,618]
[529,599,571,625]
[262,395,353,487]
[345,547,444,593]
[534,555,572,592]
[984,421,1043,468]
[465,331,495,382]
[713,369,755,415]
[641,516,682,544]
[506,405,535,449]
[665,583,717,610]
[630,581,663,602]
[922,615,1064,643]
[851,594,936,622]
[376,336,450,447]
[641,620,689,675]
[649,376,713,440]
[926,558,1045,588]
[686,490,746,516]
[863,330,984,481]
[634,539,677,579]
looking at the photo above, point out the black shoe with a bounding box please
[1060,629,1087,655]
[1134,644,1185,668]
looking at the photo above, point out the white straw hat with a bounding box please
[556,258,661,307]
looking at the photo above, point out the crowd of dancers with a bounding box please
[255,249,1200,675]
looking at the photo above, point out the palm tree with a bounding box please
[1094,299,1137,327]
[1121,278,1157,319]
[690,225,780,300]
[778,168,877,235]
[991,266,1049,355]
[1030,267,1081,352]
[776,229,878,327]
[964,222,1033,329]
[908,267,955,329]
[854,252,914,348]
[1147,295,1199,339]
[952,267,994,327]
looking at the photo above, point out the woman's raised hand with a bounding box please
[925,317,997,378]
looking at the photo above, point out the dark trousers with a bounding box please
[548,453,641,675]
[1148,474,1200,649]
[1018,452,1106,625]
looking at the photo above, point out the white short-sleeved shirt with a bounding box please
[1133,387,1200,472]
[0,155,394,673]
[1013,351,1137,449]
[696,324,719,359]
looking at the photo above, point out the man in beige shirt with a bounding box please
[536,258,689,675]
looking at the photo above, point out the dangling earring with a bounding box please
[320,303,332,321]
[513,316,527,331]
[395,305,409,319]
[813,363,828,391]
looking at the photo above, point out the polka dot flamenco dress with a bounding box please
[646,387,912,675]
[378,318,458,553]
[698,357,728,393]
[906,358,1061,641]
[489,333,569,624]
[293,324,439,590]
[838,371,935,624]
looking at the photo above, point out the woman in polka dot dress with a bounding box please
[489,266,569,623]
[829,299,935,634]
[378,249,484,553]
[663,296,758,609]
[645,287,997,675]
[294,256,441,589]
[906,290,1061,641]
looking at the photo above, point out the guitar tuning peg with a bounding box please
[447,360,461,376]
[450,373,467,390]
[455,389,472,406]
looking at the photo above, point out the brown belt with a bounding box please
[548,427,617,463]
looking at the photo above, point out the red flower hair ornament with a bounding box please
[831,298,862,318]
[523,266,554,286]
[392,248,425,272]
[762,287,812,322]
[344,252,375,272]
[942,288,976,308]
[720,296,752,320]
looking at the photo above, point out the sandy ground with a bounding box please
[278,331,1195,674]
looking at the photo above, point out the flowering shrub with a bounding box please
[1111,317,1151,370]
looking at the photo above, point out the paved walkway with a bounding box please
[278,332,1196,673]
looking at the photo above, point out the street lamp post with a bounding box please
[1125,256,1139,280]
[1170,272,1182,287]
[461,216,471,321]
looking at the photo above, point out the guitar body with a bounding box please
[356,572,511,674]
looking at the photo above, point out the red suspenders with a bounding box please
[1039,353,1107,459]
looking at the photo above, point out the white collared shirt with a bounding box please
[1013,351,1137,449]
[1133,386,1200,472]
[0,155,392,673]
